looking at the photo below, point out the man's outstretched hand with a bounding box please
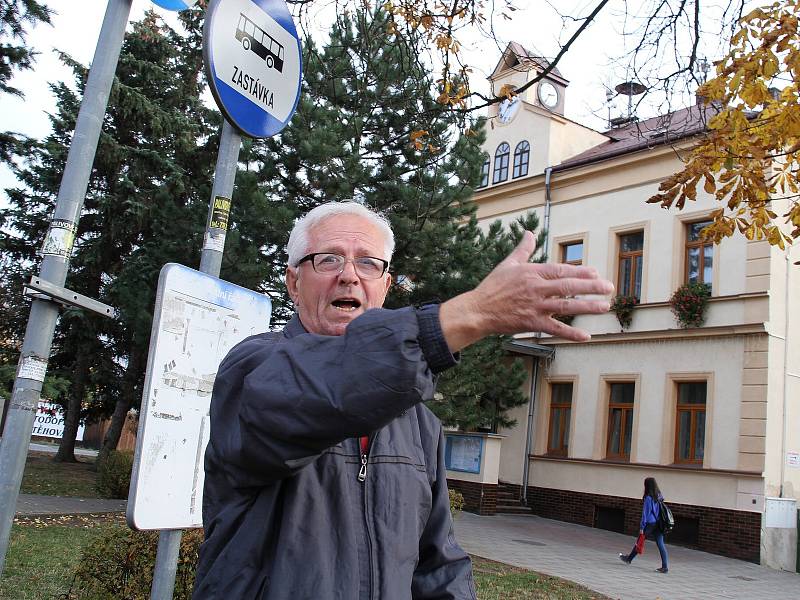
[440,231,615,352]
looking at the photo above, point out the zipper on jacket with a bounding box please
[357,434,370,482]
[355,434,376,599]
[358,453,368,482]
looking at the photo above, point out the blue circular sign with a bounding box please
[203,0,303,139]
[151,0,198,11]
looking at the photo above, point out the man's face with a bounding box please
[286,214,392,336]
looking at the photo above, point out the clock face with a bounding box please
[538,81,559,108]
[498,97,521,124]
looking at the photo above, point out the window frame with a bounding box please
[547,381,573,456]
[512,140,530,179]
[617,231,644,299]
[492,142,510,184]
[605,381,636,461]
[561,240,584,265]
[478,159,490,188]
[685,220,714,292]
[674,381,707,465]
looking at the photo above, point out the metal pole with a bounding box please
[0,0,133,576]
[200,120,241,276]
[150,119,241,600]
[149,529,183,600]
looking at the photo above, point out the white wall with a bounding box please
[539,337,745,470]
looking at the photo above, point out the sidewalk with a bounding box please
[15,494,126,516]
[28,441,98,458]
[11,493,799,599]
[454,512,799,600]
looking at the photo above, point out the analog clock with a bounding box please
[498,96,521,124]
[538,81,559,109]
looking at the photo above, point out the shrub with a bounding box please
[95,450,134,499]
[449,488,465,517]
[610,294,638,330]
[669,282,711,328]
[67,526,202,599]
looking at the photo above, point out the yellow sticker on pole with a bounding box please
[210,196,231,231]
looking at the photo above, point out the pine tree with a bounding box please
[249,7,536,430]
[0,0,52,163]
[433,211,548,431]
[0,8,220,459]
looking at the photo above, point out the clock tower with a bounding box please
[478,42,608,187]
[489,41,568,118]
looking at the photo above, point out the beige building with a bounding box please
[450,43,800,569]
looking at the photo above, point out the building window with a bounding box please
[547,382,573,455]
[686,221,713,292]
[561,241,583,265]
[493,142,510,183]
[478,159,490,188]
[618,231,644,299]
[675,382,706,464]
[512,140,530,178]
[606,382,635,460]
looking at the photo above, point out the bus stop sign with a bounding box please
[151,0,198,11]
[203,0,302,138]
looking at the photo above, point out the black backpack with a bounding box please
[658,499,675,533]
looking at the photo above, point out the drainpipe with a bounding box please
[780,251,790,497]
[543,167,553,261]
[522,356,541,505]
[520,167,552,506]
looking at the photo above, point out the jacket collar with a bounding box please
[284,313,308,338]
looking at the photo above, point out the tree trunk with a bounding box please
[98,349,143,464]
[53,345,91,463]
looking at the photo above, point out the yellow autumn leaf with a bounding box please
[497,83,515,100]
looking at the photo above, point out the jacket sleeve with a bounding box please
[208,305,455,488]
[411,426,477,600]
[640,497,651,530]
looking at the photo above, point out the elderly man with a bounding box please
[194,201,613,599]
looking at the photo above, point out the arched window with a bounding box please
[513,140,530,178]
[479,159,490,188]
[493,142,510,183]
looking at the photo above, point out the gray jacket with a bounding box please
[194,305,477,600]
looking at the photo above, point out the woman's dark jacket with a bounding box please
[193,305,477,600]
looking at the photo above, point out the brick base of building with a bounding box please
[447,479,497,515]
[493,482,760,563]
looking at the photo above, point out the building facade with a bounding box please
[458,43,800,569]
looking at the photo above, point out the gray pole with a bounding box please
[200,120,241,276]
[0,0,133,576]
[150,119,241,600]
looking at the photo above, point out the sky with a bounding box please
[0,0,747,195]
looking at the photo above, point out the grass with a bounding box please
[0,515,121,600]
[9,459,607,599]
[472,556,611,599]
[20,451,97,497]
[0,515,608,600]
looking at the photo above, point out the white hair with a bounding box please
[286,201,395,267]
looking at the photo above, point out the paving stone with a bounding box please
[454,512,799,600]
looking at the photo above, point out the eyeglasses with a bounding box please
[296,253,389,279]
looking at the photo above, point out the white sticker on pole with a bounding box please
[40,219,76,258]
[203,230,227,252]
[203,0,302,138]
[18,356,48,382]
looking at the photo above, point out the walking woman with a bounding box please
[619,477,669,573]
